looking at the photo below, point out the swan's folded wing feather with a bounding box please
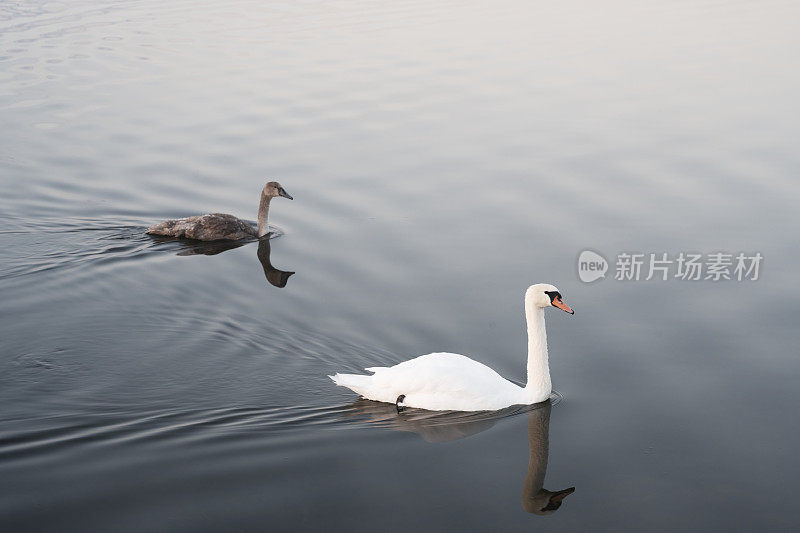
[332,352,523,410]
[370,353,511,395]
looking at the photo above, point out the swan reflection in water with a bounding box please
[519,401,575,515]
[342,399,574,515]
[149,233,294,288]
[255,237,294,288]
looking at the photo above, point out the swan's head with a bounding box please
[527,283,574,314]
[263,181,293,200]
[523,487,576,515]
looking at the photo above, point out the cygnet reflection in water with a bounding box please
[170,239,248,256]
[149,233,294,288]
[257,236,294,288]
[342,399,574,515]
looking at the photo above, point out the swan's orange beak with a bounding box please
[552,297,574,315]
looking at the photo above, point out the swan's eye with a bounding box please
[544,290,561,303]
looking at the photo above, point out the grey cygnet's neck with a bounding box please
[257,192,271,237]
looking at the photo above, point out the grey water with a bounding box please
[1,1,799,531]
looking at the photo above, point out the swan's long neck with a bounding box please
[524,298,551,402]
[256,192,271,237]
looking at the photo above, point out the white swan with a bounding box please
[330,283,574,411]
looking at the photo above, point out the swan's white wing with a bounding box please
[332,353,523,411]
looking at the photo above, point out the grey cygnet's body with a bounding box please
[146,181,292,241]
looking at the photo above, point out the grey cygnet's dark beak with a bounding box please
[278,187,293,200]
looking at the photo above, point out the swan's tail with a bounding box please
[329,372,373,397]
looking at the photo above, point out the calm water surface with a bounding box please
[1,1,799,531]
